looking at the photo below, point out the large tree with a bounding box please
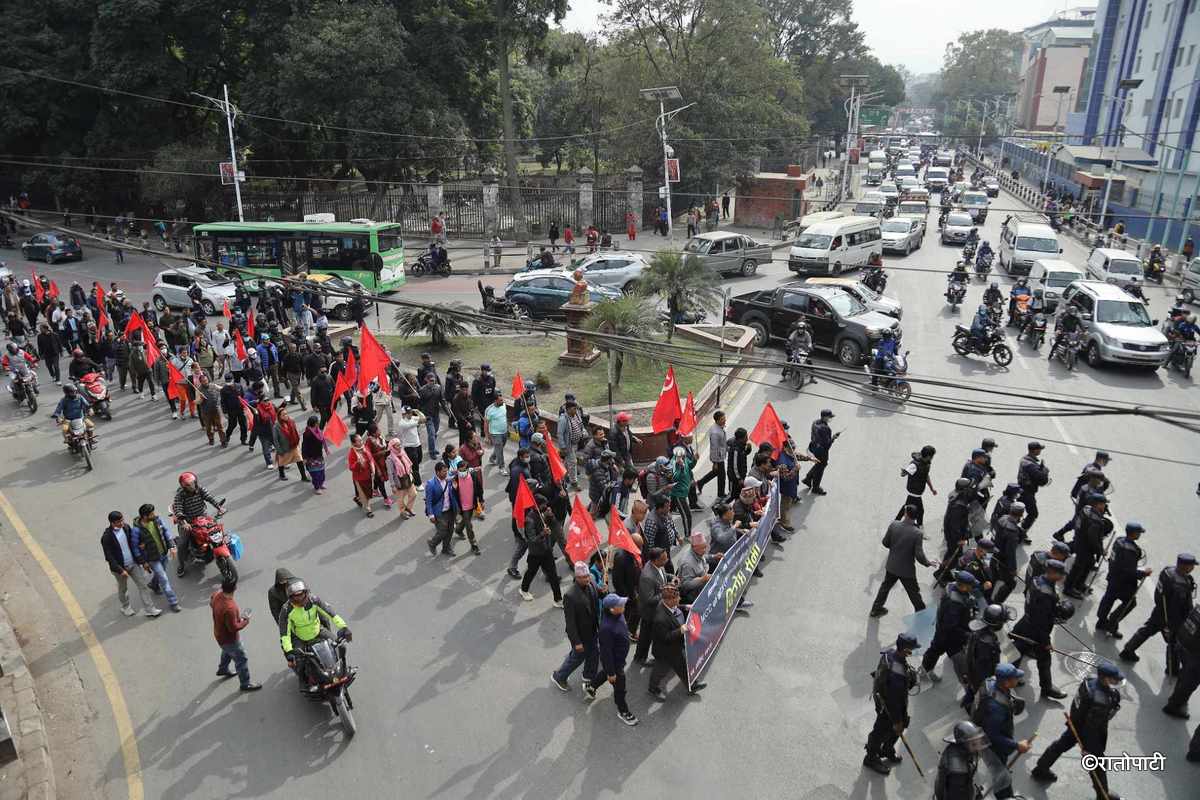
[936,28,1024,141]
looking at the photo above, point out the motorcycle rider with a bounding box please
[52,383,93,441]
[1007,277,1031,323]
[279,580,351,692]
[4,341,38,393]
[945,261,969,302]
[965,227,979,248]
[172,472,226,577]
[968,304,994,351]
[869,328,899,388]
[1049,305,1084,361]
[976,239,993,267]
[1168,313,1198,369]
[67,347,103,381]
[1146,243,1166,279]
[783,320,813,382]
[1018,288,1047,340]
[982,281,1003,310]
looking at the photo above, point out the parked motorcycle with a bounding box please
[945,277,967,308]
[862,266,888,293]
[1048,330,1083,371]
[783,347,814,391]
[181,513,239,583]
[295,633,359,736]
[869,349,912,402]
[9,370,38,413]
[76,372,112,420]
[62,416,96,471]
[1168,338,1197,378]
[410,252,452,277]
[952,325,1013,366]
[1021,312,1048,350]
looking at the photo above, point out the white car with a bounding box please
[570,252,649,294]
[878,183,900,202]
[880,217,924,255]
[151,266,238,315]
[1060,280,1170,368]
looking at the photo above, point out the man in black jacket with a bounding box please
[802,409,838,495]
[470,363,496,428]
[1064,493,1113,599]
[633,548,669,663]
[220,378,248,445]
[611,532,644,640]
[309,367,334,426]
[36,322,62,384]
[1016,441,1050,533]
[551,561,602,696]
[100,510,162,618]
[647,584,705,700]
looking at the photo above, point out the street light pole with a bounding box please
[1039,86,1072,193]
[1098,79,1143,229]
[192,84,245,222]
[640,87,691,244]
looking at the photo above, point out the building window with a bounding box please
[1136,50,1143,71]
[1191,45,1197,65]
[1154,52,1161,70]
[1145,98,1154,116]
[1177,98,1185,117]
[1178,46,1185,66]
[1147,4,1154,26]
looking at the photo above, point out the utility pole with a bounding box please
[640,87,692,244]
[840,75,869,199]
[192,85,245,222]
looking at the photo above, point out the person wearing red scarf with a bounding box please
[348,434,376,517]
[272,404,308,482]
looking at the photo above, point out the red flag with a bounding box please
[246,310,256,340]
[234,333,248,363]
[650,365,682,434]
[166,361,185,401]
[96,284,108,331]
[544,437,567,483]
[239,396,256,427]
[565,497,601,565]
[750,401,787,458]
[323,409,348,447]
[122,311,146,340]
[222,299,232,320]
[332,355,357,407]
[678,391,697,436]
[511,473,536,525]
[48,280,59,300]
[608,507,642,568]
[511,370,524,399]
[32,269,44,304]
[357,325,391,395]
[143,333,162,367]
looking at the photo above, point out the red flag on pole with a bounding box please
[31,269,44,304]
[222,299,232,320]
[48,280,59,300]
[166,361,185,401]
[239,396,256,427]
[234,333,248,363]
[511,370,524,400]
[608,507,643,568]
[143,332,162,367]
[565,497,601,565]
[749,401,788,458]
[246,309,256,340]
[358,325,391,395]
[332,360,357,407]
[122,311,146,340]
[544,436,567,483]
[511,473,537,525]
[650,365,682,434]
[678,391,697,436]
[323,408,349,447]
[95,284,108,331]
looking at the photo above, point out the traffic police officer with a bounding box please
[923,571,978,681]
[1120,552,1197,673]
[864,632,919,775]
[1012,558,1070,699]
[1032,662,1126,800]
[1096,521,1151,639]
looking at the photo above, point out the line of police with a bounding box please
[865,440,1199,799]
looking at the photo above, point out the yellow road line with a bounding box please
[0,489,143,800]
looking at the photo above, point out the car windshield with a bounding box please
[947,213,972,226]
[963,194,987,206]
[1015,236,1058,253]
[827,291,865,316]
[683,239,712,254]
[879,185,897,194]
[1096,299,1153,325]
[881,220,911,232]
[1046,271,1079,288]
[1108,259,1141,275]
[796,233,833,249]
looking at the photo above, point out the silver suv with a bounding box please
[1060,280,1170,368]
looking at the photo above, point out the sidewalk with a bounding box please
[0,600,55,800]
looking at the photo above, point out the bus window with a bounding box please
[309,237,343,270]
[378,232,403,252]
[244,237,279,267]
[340,235,370,269]
[215,236,248,268]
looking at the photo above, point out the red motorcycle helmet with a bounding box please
[179,471,197,488]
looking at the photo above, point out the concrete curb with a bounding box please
[0,602,56,800]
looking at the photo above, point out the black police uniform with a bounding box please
[1012,575,1061,690]
[961,460,990,509]
[1069,460,1111,500]
[922,586,975,673]
[957,550,995,603]
[1016,453,1050,532]
[803,417,834,492]
[971,678,1019,799]
[1121,565,1196,671]
[989,489,1018,531]
[1024,549,1059,596]
[1097,536,1145,636]
[1165,605,1200,713]
[1034,678,1122,799]
[934,740,981,800]
[1053,480,1106,540]
[962,625,1002,710]
[991,516,1022,604]
[1064,506,1113,596]
[867,646,915,764]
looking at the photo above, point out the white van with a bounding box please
[1030,258,1086,311]
[783,210,845,239]
[865,161,885,185]
[1086,247,1144,286]
[788,215,882,276]
[999,216,1061,276]
[868,150,887,163]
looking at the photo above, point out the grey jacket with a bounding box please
[881,519,932,579]
[707,424,728,463]
[675,546,710,601]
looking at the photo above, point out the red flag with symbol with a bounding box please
[511,370,524,400]
[750,401,787,458]
[234,333,248,363]
[332,351,358,409]
[95,284,108,331]
[165,360,185,401]
[222,299,232,320]
[357,325,391,395]
[544,436,567,483]
[48,280,59,300]
[566,497,602,564]
[677,391,697,436]
[608,507,642,568]
[122,310,146,340]
[650,365,682,434]
[246,309,256,340]
[511,473,537,525]
[323,408,349,447]
[31,269,44,304]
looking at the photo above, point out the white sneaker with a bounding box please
[552,599,564,608]
[264,464,275,471]
[171,412,179,419]
[139,391,145,399]
[145,608,163,618]
[520,590,534,601]
[121,606,136,617]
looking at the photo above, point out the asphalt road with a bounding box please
[1,182,1199,800]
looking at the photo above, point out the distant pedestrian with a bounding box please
[209,577,262,691]
[625,211,637,241]
[547,220,559,252]
[721,191,730,219]
[100,510,161,618]
[563,224,575,253]
[114,245,124,264]
[869,505,936,618]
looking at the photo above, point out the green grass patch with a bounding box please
[380,334,712,408]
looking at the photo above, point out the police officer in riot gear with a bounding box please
[1063,492,1114,599]
[1164,603,1200,718]
[1069,450,1112,499]
[972,662,1032,799]
[956,537,996,601]
[1016,441,1050,534]
[935,721,989,800]
[1120,552,1197,672]
[961,603,1009,711]
[1052,464,1108,542]
[1025,539,1072,596]
[1012,558,1070,699]
[922,571,978,681]
[991,502,1024,604]
[1032,662,1127,800]
[1096,521,1152,639]
[989,482,1021,532]
[936,478,974,586]
[864,632,919,775]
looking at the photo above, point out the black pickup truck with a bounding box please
[727,285,901,365]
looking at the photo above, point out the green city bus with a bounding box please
[192,220,407,292]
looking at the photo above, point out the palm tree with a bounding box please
[637,251,723,340]
[585,294,657,387]
[393,304,471,347]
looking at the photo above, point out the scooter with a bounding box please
[945,277,968,308]
[76,372,112,420]
[862,266,888,293]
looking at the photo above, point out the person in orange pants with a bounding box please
[625,211,637,241]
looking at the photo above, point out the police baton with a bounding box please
[1085,529,1118,589]
[1064,712,1112,800]
[1005,732,1036,770]
[872,691,926,780]
[1007,632,1097,665]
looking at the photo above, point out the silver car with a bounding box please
[880,217,923,255]
[804,277,903,319]
[571,252,648,294]
[682,231,772,277]
[151,266,238,315]
[941,212,974,245]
